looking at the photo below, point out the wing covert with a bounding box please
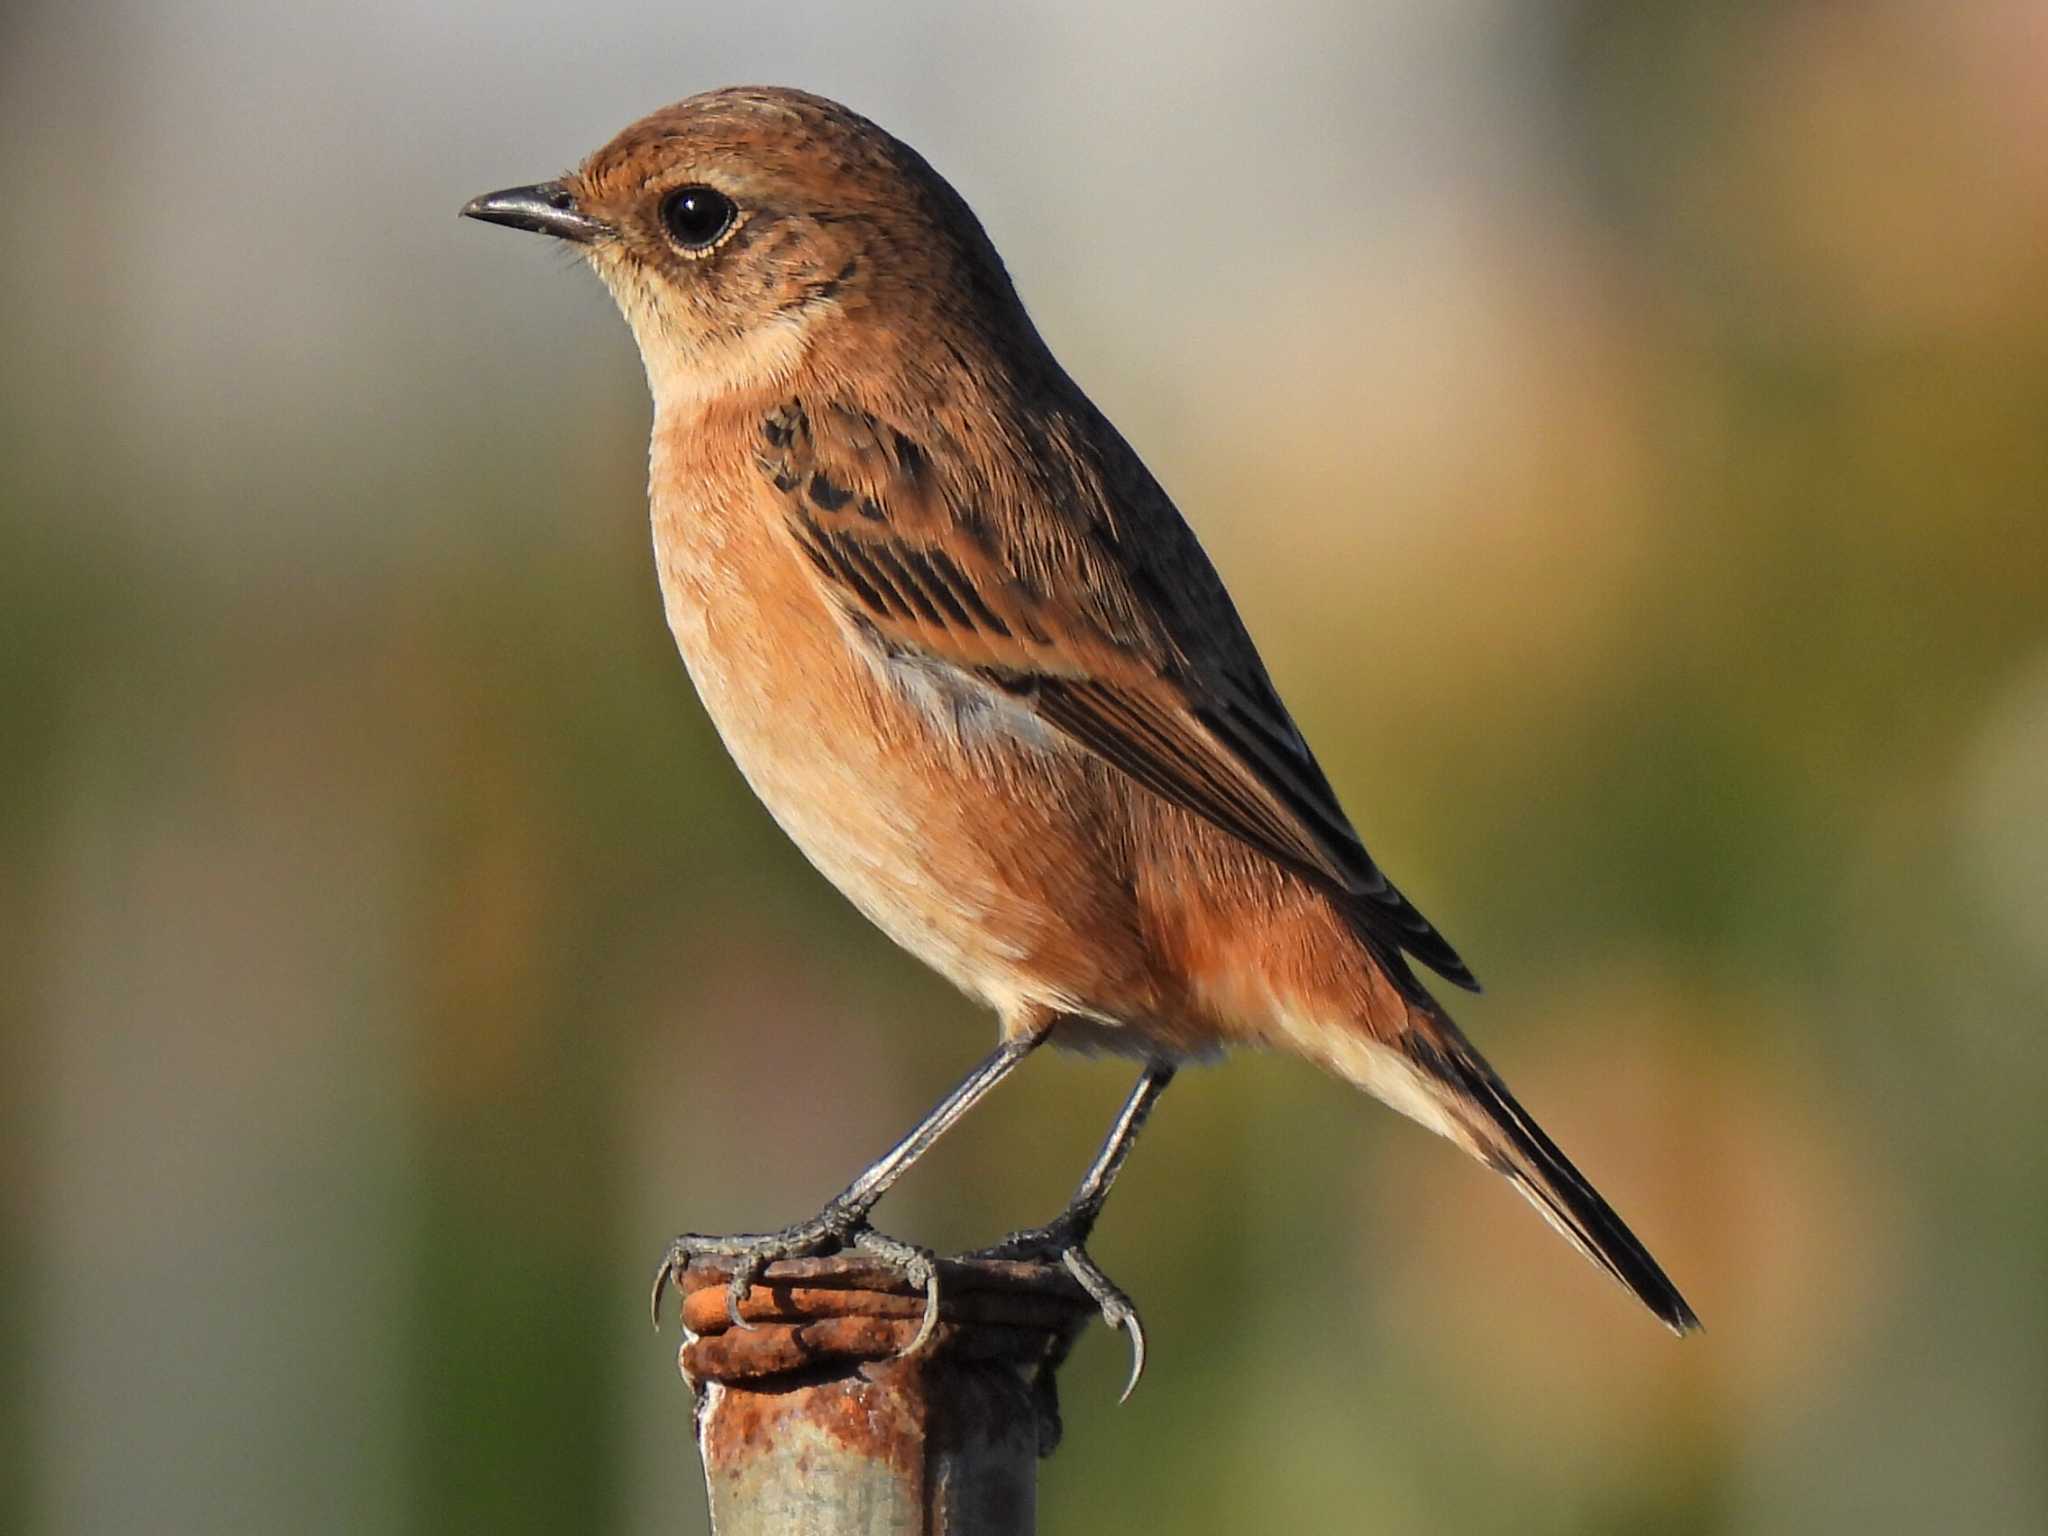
[757,395,1478,991]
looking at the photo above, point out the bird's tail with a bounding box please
[1333,999,1701,1335]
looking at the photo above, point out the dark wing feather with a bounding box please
[760,395,1477,991]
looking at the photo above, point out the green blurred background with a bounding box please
[6,2,2045,1531]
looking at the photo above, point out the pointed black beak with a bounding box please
[460,181,610,243]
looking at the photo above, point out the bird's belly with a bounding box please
[652,505,1152,1023]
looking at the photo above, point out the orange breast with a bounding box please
[646,408,1161,1031]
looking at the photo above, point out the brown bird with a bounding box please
[463,86,1698,1385]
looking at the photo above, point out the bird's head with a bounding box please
[463,87,1026,409]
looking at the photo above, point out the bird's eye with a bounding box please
[660,185,737,251]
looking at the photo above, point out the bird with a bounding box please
[462,85,1698,1389]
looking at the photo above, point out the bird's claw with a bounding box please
[725,1259,763,1332]
[849,1226,942,1355]
[648,1205,942,1358]
[1059,1246,1147,1402]
[969,1221,1147,1400]
[649,1205,857,1330]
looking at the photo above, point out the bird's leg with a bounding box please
[969,1060,1176,1399]
[984,1061,1177,1253]
[653,1033,1044,1351]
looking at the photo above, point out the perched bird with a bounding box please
[463,86,1697,1384]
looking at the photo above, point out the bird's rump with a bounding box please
[757,391,1478,992]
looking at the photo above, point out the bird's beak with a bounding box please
[460,181,611,243]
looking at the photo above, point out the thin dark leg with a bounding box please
[653,1033,1045,1347]
[835,1035,1042,1210]
[1056,1060,1177,1239]
[972,1060,1177,1399]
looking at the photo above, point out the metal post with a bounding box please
[672,1255,1097,1535]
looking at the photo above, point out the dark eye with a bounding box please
[660,185,737,251]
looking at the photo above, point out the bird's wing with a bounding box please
[757,395,1476,991]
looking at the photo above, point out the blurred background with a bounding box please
[5,1,2045,1531]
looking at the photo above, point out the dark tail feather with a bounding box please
[1408,1019,1701,1335]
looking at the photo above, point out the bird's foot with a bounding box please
[651,1204,943,1355]
[969,1218,1147,1402]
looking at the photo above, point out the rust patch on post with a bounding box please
[698,1355,930,1481]
[679,1255,1095,1533]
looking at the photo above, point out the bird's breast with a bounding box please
[643,415,1155,1023]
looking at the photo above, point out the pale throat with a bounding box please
[604,275,818,422]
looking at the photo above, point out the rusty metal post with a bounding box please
[673,1254,1097,1535]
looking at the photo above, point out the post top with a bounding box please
[674,1254,1096,1386]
